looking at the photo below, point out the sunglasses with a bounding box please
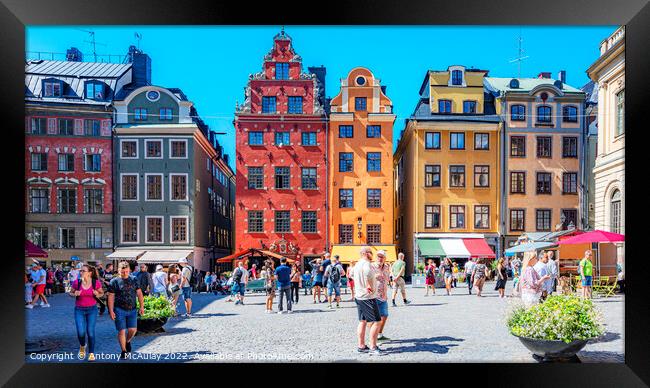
[79,269,88,273]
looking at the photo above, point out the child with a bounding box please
[25,269,34,305]
[511,267,520,297]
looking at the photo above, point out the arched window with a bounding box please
[511,104,525,121]
[563,105,578,123]
[537,105,552,123]
[611,189,621,234]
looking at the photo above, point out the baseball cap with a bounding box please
[178,258,188,264]
[156,264,163,271]
[376,250,386,257]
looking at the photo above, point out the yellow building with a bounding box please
[328,68,396,263]
[394,66,500,274]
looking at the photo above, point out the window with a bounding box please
[171,217,188,242]
[562,173,578,194]
[475,205,490,229]
[31,153,47,171]
[339,125,353,138]
[339,189,353,208]
[339,153,353,172]
[171,174,187,200]
[275,63,289,80]
[474,133,489,150]
[146,140,162,158]
[536,172,552,194]
[355,97,367,111]
[288,96,303,114]
[58,154,74,172]
[85,82,104,100]
[367,225,381,244]
[449,165,465,187]
[561,209,578,230]
[463,100,477,114]
[301,168,317,189]
[146,175,163,200]
[121,175,138,200]
[510,171,526,194]
[474,165,489,187]
[57,188,76,213]
[425,205,441,228]
[248,167,264,189]
[248,211,264,233]
[248,131,264,145]
[302,132,317,146]
[536,209,552,231]
[367,125,381,138]
[121,140,138,158]
[59,119,74,135]
[84,154,101,172]
[450,132,465,149]
[511,105,525,121]
[275,132,290,146]
[170,140,187,158]
[451,70,463,86]
[536,137,552,158]
[425,132,441,149]
[31,118,47,135]
[560,137,578,158]
[339,224,353,244]
[563,106,578,123]
[262,97,276,113]
[367,189,381,208]
[450,205,465,229]
[274,211,291,233]
[87,227,102,248]
[134,108,147,121]
[84,120,101,136]
[537,105,552,123]
[146,218,163,243]
[43,80,62,97]
[29,188,49,213]
[367,152,381,172]
[302,211,317,233]
[274,167,290,189]
[611,190,621,234]
[510,209,525,232]
[60,228,75,248]
[84,189,103,213]
[438,100,452,113]
[616,90,625,136]
[424,165,441,187]
[32,227,48,248]
[160,108,173,120]
[510,136,526,157]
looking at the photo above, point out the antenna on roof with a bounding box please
[508,27,529,79]
[77,28,107,62]
[134,32,142,50]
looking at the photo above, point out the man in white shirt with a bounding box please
[353,246,382,356]
[533,252,552,300]
[545,250,559,295]
[464,259,476,295]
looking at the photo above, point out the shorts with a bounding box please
[114,307,138,331]
[327,282,341,297]
[582,276,593,287]
[312,280,323,288]
[348,278,354,288]
[355,298,381,322]
[233,283,245,296]
[181,286,192,301]
[377,299,389,317]
[46,283,54,290]
[393,277,405,293]
[265,286,275,296]
[34,284,46,295]
[444,272,453,279]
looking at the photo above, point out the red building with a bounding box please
[234,30,328,266]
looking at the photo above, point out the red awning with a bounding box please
[216,249,252,263]
[25,240,48,258]
[462,238,495,258]
[558,230,624,245]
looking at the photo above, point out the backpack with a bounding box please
[232,267,243,283]
[426,266,434,278]
[330,265,341,283]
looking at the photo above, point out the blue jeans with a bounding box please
[181,286,192,300]
[74,305,98,353]
[114,306,138,331]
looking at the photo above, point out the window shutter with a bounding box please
[101,120,111,136]
[74,119,84,136]
[47,118,57,134]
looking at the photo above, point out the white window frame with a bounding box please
[120,173,139,201]
[145,216,164,244]
[120,216,140,244]
[169,138,188,159]
[447,65,467,87]
[144,173,164,202]
[144,139,164,159]
[120,139,139,159]
[169,173,189,201]
[170,216,189,244]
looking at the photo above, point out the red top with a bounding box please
[72,280,102,308]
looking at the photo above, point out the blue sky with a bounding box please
[26,25,617,170]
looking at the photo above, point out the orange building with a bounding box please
[328,68,396,263]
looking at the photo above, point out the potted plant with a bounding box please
[507,295,604,362]
[411,262,427,288]
[137,295,175,334]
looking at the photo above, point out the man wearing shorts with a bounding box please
[178,258,193,316]
[107,261,144,360]
[390,253,410,306]
[324,255,344,309]
[374,250,392,341]
[353,246,382,356]
[26,263,49,308]
[232,261,249,305]
[579,250,594,299]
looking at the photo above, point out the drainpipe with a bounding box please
[324,114,329,256]
[500,94,507,256]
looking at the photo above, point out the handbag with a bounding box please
[170,284,180,293]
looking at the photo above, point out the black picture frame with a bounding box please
[1,0,648,385]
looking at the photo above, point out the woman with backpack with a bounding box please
[69,264,103,361]
[167,264,181,315]
[424,259,436,296]
[441,258,454,296]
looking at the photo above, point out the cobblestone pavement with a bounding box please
[25,281,624,363]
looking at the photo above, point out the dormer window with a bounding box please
[42,79,63,97]
[85,81,105,100]
[451,70,463,86]
[275,63,289,80]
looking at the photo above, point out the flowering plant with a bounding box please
[507,295,604,343]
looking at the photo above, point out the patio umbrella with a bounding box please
[558,230,624,276]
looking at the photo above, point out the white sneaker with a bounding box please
[25,304,34,309]
[287,310,293,314]
[43,304,51,308]
[277,311,283,314]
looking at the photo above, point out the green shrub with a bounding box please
[138,295,175,320]
[507,295,604,343]
[415,263,425,274]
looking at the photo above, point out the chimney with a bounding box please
[127,45,151,86]
[381,85,387,95]
[537,72,552,79]
[66,47,83,62]
[558,70,567,83]
[308,65,326,104]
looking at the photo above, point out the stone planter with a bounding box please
[137,317,168,334]
[514,335,590,362]
[411,274,426,288]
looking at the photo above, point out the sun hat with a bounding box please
[156,264,163,271]
[178,258,188,264]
